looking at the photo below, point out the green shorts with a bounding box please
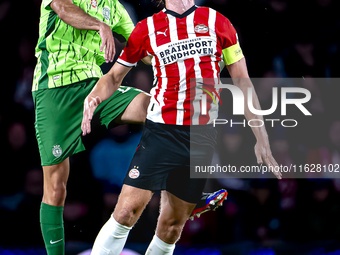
[33,79,144,166]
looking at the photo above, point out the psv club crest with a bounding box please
[91,0,97,8]
[129,168,140,179]
[194,24,209,34]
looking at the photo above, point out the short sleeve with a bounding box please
[112,1,135,43]
[216,12,244,65]
[42,0,54,10]
[117,21,148,67]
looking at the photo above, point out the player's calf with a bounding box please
[156,218,185,244]
[91,185,153,254]
[146,191,193,255]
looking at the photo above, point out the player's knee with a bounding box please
[162,224,184,244]
[52,182,66,198]
[158,219,185,243]
[114,207,139,227]
[44,182,67,206]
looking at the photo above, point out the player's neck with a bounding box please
[165,0,195,15]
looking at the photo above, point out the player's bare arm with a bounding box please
[227,58,282,179]
[50,0,115,62]
[82,63,132,135]
[141,56,153,65]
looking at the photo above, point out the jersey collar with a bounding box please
[163,5,197,19]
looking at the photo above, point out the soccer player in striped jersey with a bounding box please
[82,0,281,254]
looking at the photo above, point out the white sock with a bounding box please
[145,235,175,255]
[91,216,132,255]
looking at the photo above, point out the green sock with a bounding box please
[40,202,65,255]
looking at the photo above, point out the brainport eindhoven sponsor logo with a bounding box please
[198,82,312,128]
[158,37,215,65]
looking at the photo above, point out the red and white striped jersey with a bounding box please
[117,5,244,125]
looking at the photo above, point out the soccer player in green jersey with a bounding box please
[32,0,151,254]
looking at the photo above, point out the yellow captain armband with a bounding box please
[222,43,244,65]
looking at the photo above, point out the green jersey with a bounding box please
[32,0,135,91]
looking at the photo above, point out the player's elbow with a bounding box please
[57,6,70,22]
[141,56,153,65]
[51,0,71,21]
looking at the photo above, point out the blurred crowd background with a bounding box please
[0,0,340,254]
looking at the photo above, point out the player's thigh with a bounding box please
[33,79,96,165]
[93,86,147,128]
[117,92,151,124]
[113,184,153,227]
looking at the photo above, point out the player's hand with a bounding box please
[254,141,282,179]
[99,23,115,63]
[81,95,102,136]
